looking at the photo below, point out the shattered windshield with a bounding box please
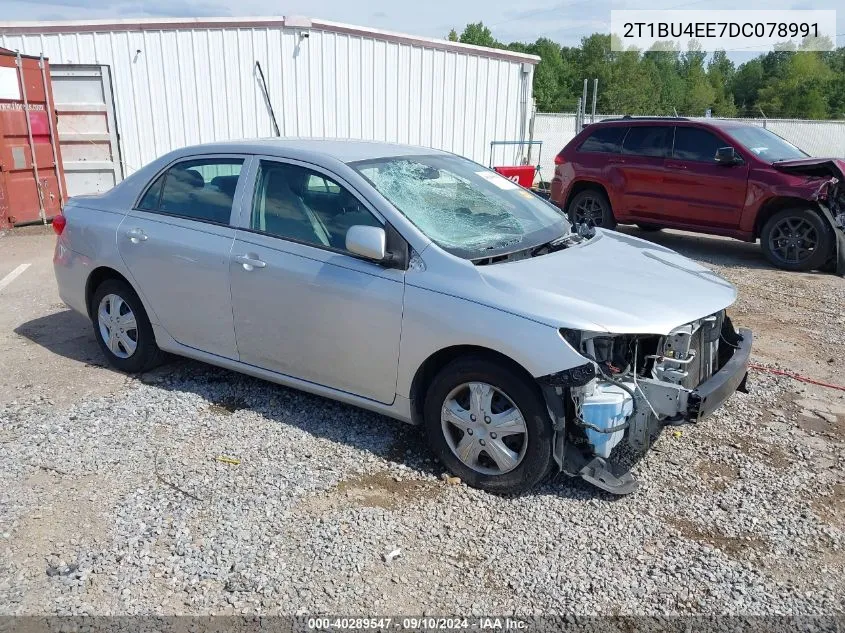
[350,154,569,259]
[728,126,808,162]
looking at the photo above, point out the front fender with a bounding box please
[395,284,587,399]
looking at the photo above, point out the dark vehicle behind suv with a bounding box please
[550,117,845,272]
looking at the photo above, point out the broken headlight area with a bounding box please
[543,312,750,495]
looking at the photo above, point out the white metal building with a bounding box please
[0,17,538,196]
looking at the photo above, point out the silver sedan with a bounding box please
[53,139,751,495]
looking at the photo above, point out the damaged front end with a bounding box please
[773,159,845,274]
[540,313,752,495]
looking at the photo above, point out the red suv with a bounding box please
[550,117,844,272]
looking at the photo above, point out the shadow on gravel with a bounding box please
[17,313,624,502]
[617,226,771,270]
[14,308,119,370]
[146,362,628,501]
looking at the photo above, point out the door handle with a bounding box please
[234,254,267,271]
[126,228,148,243]
[665,161,688,170]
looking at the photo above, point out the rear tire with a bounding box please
[567,189,616,230]
[422,356,554,495]
[91,279,162,373]
[760,207,834,272]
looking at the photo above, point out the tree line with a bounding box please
[447,23,845,119]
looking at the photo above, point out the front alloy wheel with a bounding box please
[760,207,833,272]
[441,382,528,475]
[767,217,818,267]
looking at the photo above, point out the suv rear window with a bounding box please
[622,126,672,158]
[578,126,626,154]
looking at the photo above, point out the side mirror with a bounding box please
[346,225,386,261]
[715,146,740,165]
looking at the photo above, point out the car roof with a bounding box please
[587,117,757,130]
[171,138,449,163]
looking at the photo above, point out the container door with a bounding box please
[51,65,123,196]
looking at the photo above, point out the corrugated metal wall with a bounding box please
[1,24,535,179]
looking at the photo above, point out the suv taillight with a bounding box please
[554,153,565,165]
[52,214,66,235]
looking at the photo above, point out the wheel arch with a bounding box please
[753,196,823,240]
[85,267,137,320]
[563,180,611,213]
[408,345,538,426]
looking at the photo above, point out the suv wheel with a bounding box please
[637,223,662,232]
[760,208,834,272]
[91,279,163,373]
[423,356,554,495]
[567,189,616,230]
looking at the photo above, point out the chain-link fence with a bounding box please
[530,113,845,184]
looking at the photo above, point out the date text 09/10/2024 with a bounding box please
[306,617,528,630]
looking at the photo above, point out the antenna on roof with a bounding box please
[673,107,679,117]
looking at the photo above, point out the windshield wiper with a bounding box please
[531,232,586,257]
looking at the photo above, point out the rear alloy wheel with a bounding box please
[567,189,616,230]
[91,279,163,373]
[423,356,554,494]
[760,208,833,272]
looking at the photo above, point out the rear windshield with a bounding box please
[578,126,626,154]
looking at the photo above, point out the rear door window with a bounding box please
[578,126,627,154]
[139,158,244,225]
[622,126,673,158]
[673,127,723,162]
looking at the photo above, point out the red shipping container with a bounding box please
[0,47,66,227]
[493,165,535,188]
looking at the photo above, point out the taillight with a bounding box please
[52,213,66,235]
[554,153,565,165]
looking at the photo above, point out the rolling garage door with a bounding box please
[51,65,122,196]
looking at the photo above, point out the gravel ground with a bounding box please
[1,229,844,616]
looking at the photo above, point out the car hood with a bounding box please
[473,230,736,335]
[772,158,845,179]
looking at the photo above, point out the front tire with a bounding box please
[91,279,162,373]
[637,223,662,232]
[567,189,616,230]
[760,207,834,272]
[423,356,554,495]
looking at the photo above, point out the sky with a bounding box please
[1,0,843,63]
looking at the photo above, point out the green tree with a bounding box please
[445,21,845,118]
[679,44,715,115]
[707,50,737,117]
[731,58,765,116]
[643,46,684,115]
[458,22,501,49]
[447,29,459,42]
[604,50,655,114]
[574,34,614,112]
[756,51,832,118]
[824,48,845,118]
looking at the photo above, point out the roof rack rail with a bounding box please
[597,115,691,122]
